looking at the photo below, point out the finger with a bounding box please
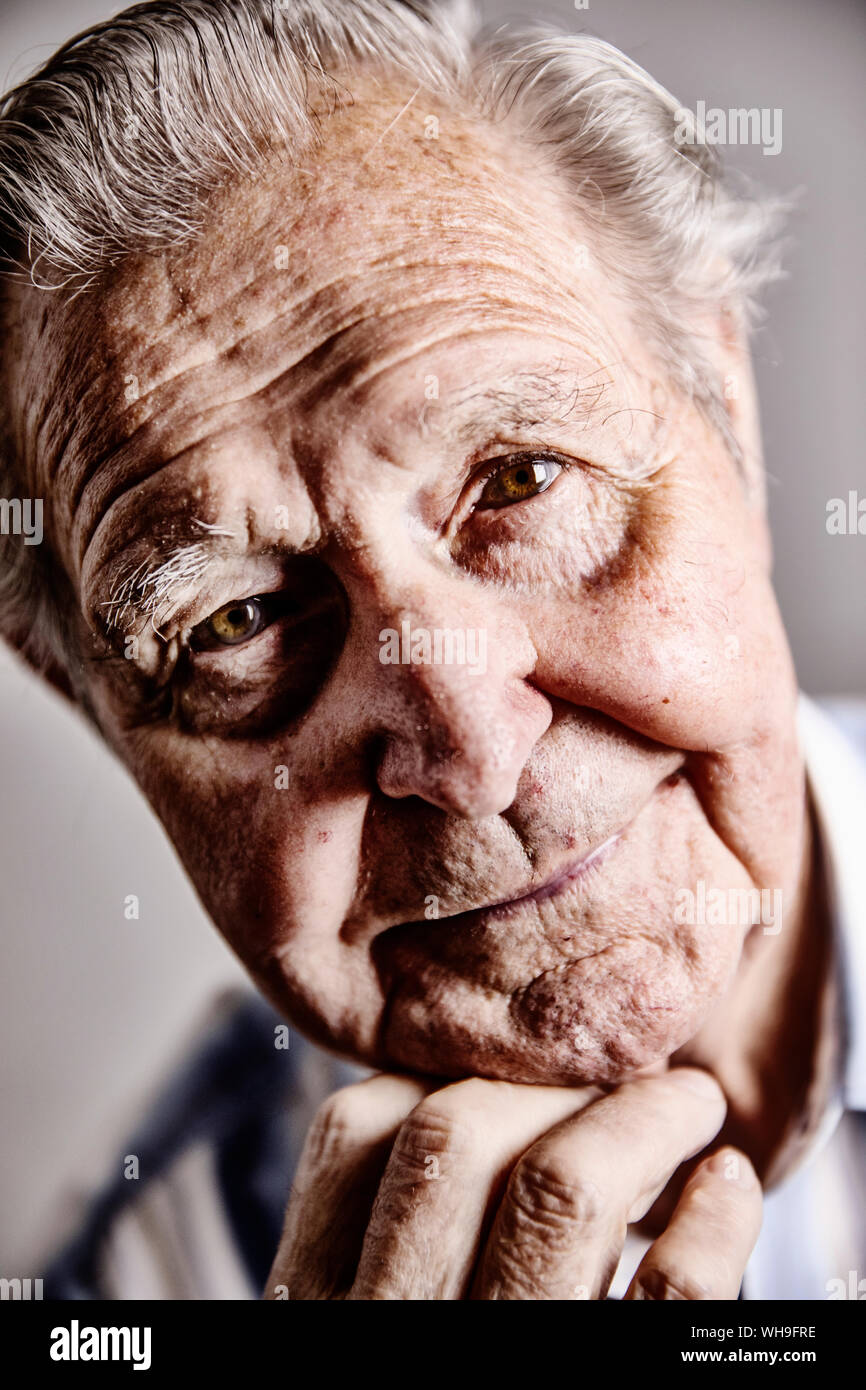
[265,1072,434,1299]
[348,1077,602,1300]
[473,1067,726,1300]
[626,1146,762,1300]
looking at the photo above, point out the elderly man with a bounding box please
[1,0,863,1303]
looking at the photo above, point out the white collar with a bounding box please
[798,693,866,1112]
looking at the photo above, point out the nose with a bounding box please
[366,587,552,820]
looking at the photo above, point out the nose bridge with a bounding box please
[360,540,511,697]
[378,584,495,686]
[340,537,550,818]
[337,523,490,663]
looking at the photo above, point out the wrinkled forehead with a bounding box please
[10,71,639,565]
[89,72,598,348]
[109,83,595,382]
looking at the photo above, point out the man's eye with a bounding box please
[191,597,268,650]
[475,454,563,510]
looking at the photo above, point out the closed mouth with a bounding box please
[474,829,625,923]
[383,826,627,938]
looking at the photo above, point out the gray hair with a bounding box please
[0,0,783,678]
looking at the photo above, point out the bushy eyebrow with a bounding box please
[418,363,611,446]
[99,522,237,638]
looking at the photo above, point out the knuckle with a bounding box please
[305,1083,370,1160]
[391,1098,479,1176]
[508,1152,609,1239]
[482,1255,551,1302]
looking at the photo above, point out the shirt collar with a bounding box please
[798,693,866,1111]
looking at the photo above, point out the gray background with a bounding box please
[0,0,863,1270]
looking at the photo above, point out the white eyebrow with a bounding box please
[99,521,237,636]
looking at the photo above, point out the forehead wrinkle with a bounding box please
[71,305,621,584]
[20,68,592,488]
[51,168,624,589]
[77,334,614,594]
[74,432,233,577]
[339,320,618,422]
[283,280,602,417]
[64,247,570,528]
[110,197,575,418]
[48,151,603,536]
[70,366,307,569]
[70,283,609,516]
[185,241,596,411]
[99,190,599,431]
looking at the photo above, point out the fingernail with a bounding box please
[669,1067,724,1101]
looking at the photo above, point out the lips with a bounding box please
[468,829,625,923]
[384,825,627,940]
[382,769,681,936]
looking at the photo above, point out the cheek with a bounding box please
[523,494,794,755]
[121,741,381,1045]
[123,730,386,1021]
[113,728,302,946]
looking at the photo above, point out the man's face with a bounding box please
[15,77,805,1085]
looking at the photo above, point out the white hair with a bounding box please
[0,0,784,678]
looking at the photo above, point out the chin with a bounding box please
[376,952,732,1088]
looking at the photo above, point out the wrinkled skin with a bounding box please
[5,72,833,1269]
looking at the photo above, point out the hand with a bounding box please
[265,1068,762,1300]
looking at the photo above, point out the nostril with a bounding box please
[375,726,519,819]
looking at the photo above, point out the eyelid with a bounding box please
[187,580,348,658]
[96,550,289,652]
[463,447,573,513]
[153,550,288,640]
[188,591,287,652]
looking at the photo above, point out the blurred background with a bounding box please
[1,0,864,1272]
